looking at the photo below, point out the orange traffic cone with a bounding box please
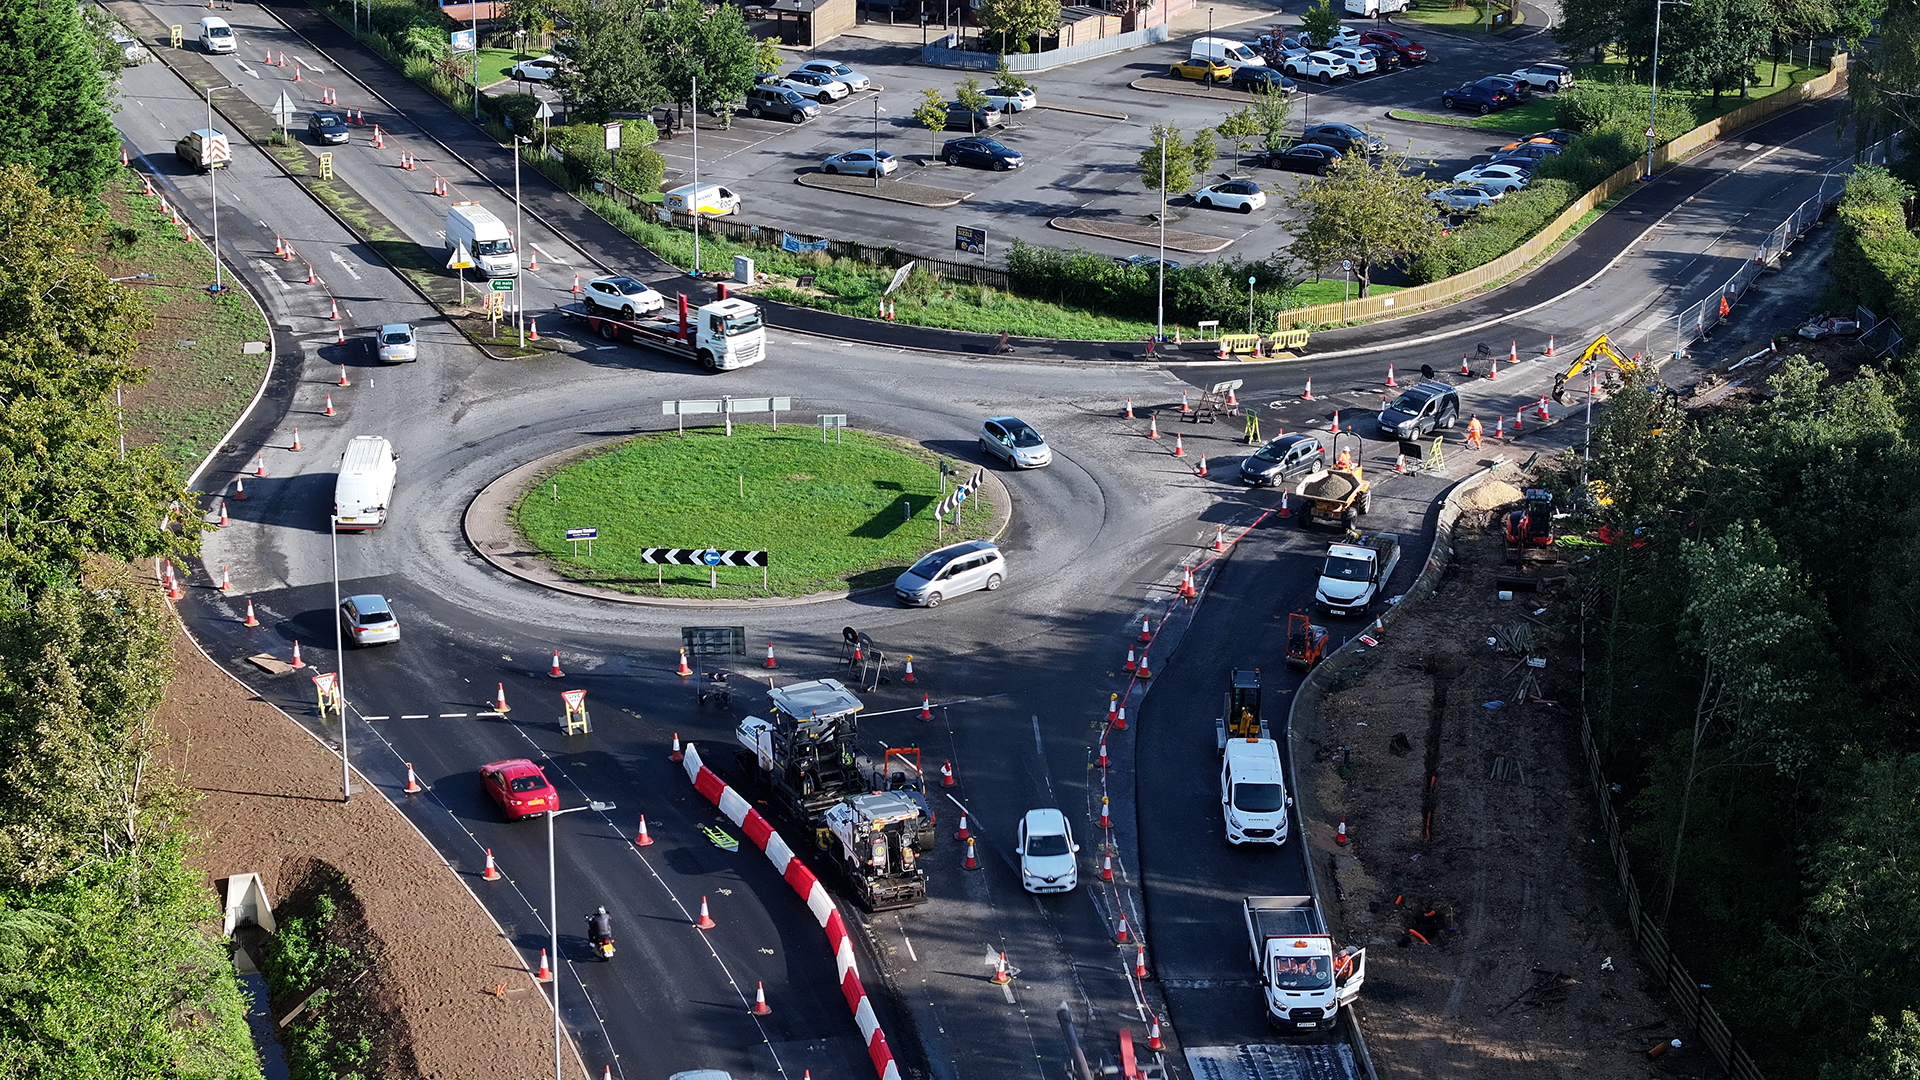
[337,364,350,387]
[750,982,771,1015]
[1385,363,1397,387]
[1395,454,1406,474]
[921,695,934,721]
[306,262,316,284]
[1116,916,1130,944]
[1135,944,1148,979]
[219,565,232,591]
[954,814,970,841]
[218,498,230,526]
[1461,353,1471,376]
[1106,693,1119,726]
[329,296,339,320]
[1115,705,1128,731]
[404,763,422,793]
[1213,524,1225,551]
[1147,414,1160,440]
[1124,396,1135,419]
[1138,647,1152,679]
[991,951,1012,985]
[1103,851,1115,882]
[1509,340,1518,365]
[903,655,915,683]
[1179,566,1196,598]
[1140,615,1152,642]
[1488,356,1498,380]
[1514,405,1523,432]
[1098,735,1109,768]
[572,273,582,293]
[1125,647,1136,672]
[549,649,563,678]
[233,476,247,500]
[275,235,285,257]
[1545,334,1556,357]
[1302,378,1315,401]
[1173,434,1185,457]
[289,640,304,669]
[697,896,716,930]
[243,599,260,627]
[1194,454,1207,477]
[536,949,551,981]
[677,647,693,677]
[940,758,954,785]
[1100,796,1113,829]
[1180,390,1192,414]
[528,250,540,272]
[1279,491,1290,518]
[483,848,501,880]
[290,427,303,452]
[964,837,979,870]
[529,317,540,341]
[635,816,654,846]
[495,683,511,713]
[163,562,183,600]
[764,642,777,668]
[1495,416,1505,440]
[670,733,683,762]
[254,453,267,477]
[1336,818,1349,845]
[1330,409,1339,434]
[325,393,335,416]
[1149,1019,1164,1050]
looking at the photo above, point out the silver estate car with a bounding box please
[895,541,1007,607]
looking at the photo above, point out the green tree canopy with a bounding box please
[553,0,654,123]
[1298,0,1342,44]
[0,0,121,198]
[1280,147,1445,295]
[1820,1011,1920,1080]
[640,0,759,114]
[976,0,1062,53]
[1138,123,1216,197]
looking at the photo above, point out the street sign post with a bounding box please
[818,413,848,443]
[448,241,473,304]
[661,396,792,436]
[270,92,297,139]
[642,548,771,588]
[955,226,986,256]
[564,526,598,557]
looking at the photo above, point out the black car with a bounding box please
[1440,82,1512,114]
[306,110,350,145]
[941,137,1022,170]
[1231,66,1296,94]
[1240,433,1326,486]
[1262,141,1344,175]
[1358,43,1402,72]
[1299,123,1384,156]
[1377,381,1461,439]
[744,85,818,123]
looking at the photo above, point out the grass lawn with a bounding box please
[513,426,998,598]
[1392,106,1542,133]
[1393,57,1825,133]
[1396,0,1522,32]
[99,174,270,470]
[1290,279,1402,307]
[476,47,532,89]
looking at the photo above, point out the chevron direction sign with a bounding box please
[640,548,770,568]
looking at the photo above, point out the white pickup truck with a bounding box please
[1314,532,1400,616]
[1245,896,1366,1032]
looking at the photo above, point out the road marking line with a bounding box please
[293,55,325,74]
[328,250,363,281]
[401,714,429,719]
[361,715,390,721]
[440,712,469,718]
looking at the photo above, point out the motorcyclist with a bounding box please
[586,906,612,946]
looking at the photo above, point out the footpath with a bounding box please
[260,0,1838,366]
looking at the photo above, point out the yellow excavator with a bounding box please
[1552,334,1638,405]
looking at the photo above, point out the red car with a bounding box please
[480,759,557,820]
[1356,28,1428,64]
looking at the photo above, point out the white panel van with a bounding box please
[198,16,237,54]
[1191,37,1266,70]
[333,436,396,531]
[1222,738,1291,845]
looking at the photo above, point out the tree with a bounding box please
[1246,80,1295,154]
[955,77,990,133]
[640,0,758,117]
[553,0,653,123]
[1665,0,1771,101]
[993,56,1034,94]
[915,88,949,156]
[1820,1011,1920,1080]
[754,36,783,79]
[0,0,121,199]
[1298,0,1342,45]
[976,0,1061,53]
[1217,106,1261,172]
[0,166,192,604]
[1280,148,1445,295]
[1138,123,1216,198]
[1798,755,1920,1017]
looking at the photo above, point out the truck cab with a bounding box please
[1314,533,1400,616]
[1245,896,1367,1031]
[697,297,766,370]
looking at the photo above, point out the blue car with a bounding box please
[1439,82,1512,114]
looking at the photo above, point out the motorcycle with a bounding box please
[586,914,616,960]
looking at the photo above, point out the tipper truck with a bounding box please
[561,294,766,372]
[1244,896,1366,1032]
[1313,533,1400,616]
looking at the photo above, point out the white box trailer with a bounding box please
[333,435,396,531]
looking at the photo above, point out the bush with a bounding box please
[1411,179,1579,282]
[1819,166,1920,327]
[615,145,665,196]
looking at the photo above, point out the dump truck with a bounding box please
[1314,533,1400,616]
[1215,668,1267,750]
[561,294,765,372]
[1244,896,1366,1032]
[1292,431,1371,530]
[820,791,930,910]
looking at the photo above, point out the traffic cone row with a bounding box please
[433,175,447,197]
[163,562,183,601]
[373,125,385,149]
[1178,565,1196,599]
[1536,395,1550,422]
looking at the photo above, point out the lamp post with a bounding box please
[1156,131,1167,341]
[873,97,886,189]
[690,74,702,279]
[205,82,240,293]
[513,135,529,347]
[547,800,615,1080]
[1645,0,1691,180]
[1207,7,1215,89]
[329,514,348,803]
[1247,275,1256,332]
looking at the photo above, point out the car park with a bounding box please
[511,55,561,81]
[1018,809,1079,894]
[339,593,401,645]
[941,137,1022,170]
[375,323,418,363]
[1452,162,1533,192]
[1429,185,1504,212]
[1231,66,1296,93]
[1282,51,1351,82]
[980,416,1052,468]
[1439,82,1513,114]
[307,110,349,145]
[1325,46,1377,75]
[1510,62,1574,91]
[1299,123,1384,155]
[1171,57,1232,81]
[1193,179,1267,212]
[982,85,1037,112]
[1377,380,1460,438]
[745,85,817,123]
[1356,27,1428,62]
[796,58,871,91]
[943,102,1002,130]
[822,148,898,176]
[480,759,557,821]
[894,540,1007,607]
[781,70,849,102]
[1262,141,1343,175]
[1240,432,1326,486]
[584,275,666,316]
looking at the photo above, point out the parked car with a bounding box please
[1452,162,1534,192]
[584,275,666,316]
[1018,809,1079,894]
[796,58,871,91]
[745,85,818,123]
[822,148,898,177]
[1193,179,1267,212]
[1262,141,1343,175]
[1510,62,1574,91]
[1232,66,1296,93]
[1357,43,1402,72]
[941,137,1021,170]
[1377,380,1461,439]
[375,322,418,363]
[781,70,849,102]
[1114,255,1182,270]
[943,101,1002,130]
[1240,432,1326,486]
[1302,23,1362,46]
[1356,27,1428,63]
[1170,57,1232,81]
[1475,74,1532,100]
[979,416,1051,468]
[894,540,1007,607]
[480,759,557,821]
[1491,143,1563,168]
[1300,123,1384,155]
[1282,50,1352,83]
[982,85,1037,112]
[1499,128,1579,152]
[339,593,400,645]
[1430,185,1505,212]
[510,55,562,81]
[307,110,349,145]
[1325,45,1377,75]
[1439,82,1512,114]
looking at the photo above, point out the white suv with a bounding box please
[1283,51,1352,82]
[1326,46,1377,76]
[1510,63,1574,91]
[1018,809,1079,893]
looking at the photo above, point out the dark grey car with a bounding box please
[1377,381,1461,439]
[1240,432,1326,486]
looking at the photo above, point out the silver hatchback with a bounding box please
[895,541,1007,607]
[980,416,1051,468]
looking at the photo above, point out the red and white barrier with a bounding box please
[681,744,901,1080]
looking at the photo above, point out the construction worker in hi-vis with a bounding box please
[1466,416,1483,448]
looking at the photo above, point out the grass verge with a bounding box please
[1394,0,1523,31]
[99,173,270,469]
[1396,57,1824,133]
[512,425,997,598]
[1391,107,1542,133]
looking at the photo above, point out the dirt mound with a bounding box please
[1453,478,1524,512]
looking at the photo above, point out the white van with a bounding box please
[1191,36,1266,70]
[334,436,397,531]
[1221,738,1291,845]
[444,201,518,278]
[664,183,741,217]
[198,16,237,53]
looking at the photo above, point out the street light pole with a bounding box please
[546,801,613,1080]
[1156,132,1167,341]
[873,96,885,189]
[1247,275,1256,333]
[1646,0,1690,180]
[691,74,701,278]
[205,83,240,292]
[329,514,348,803]
[514,136,527,347]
